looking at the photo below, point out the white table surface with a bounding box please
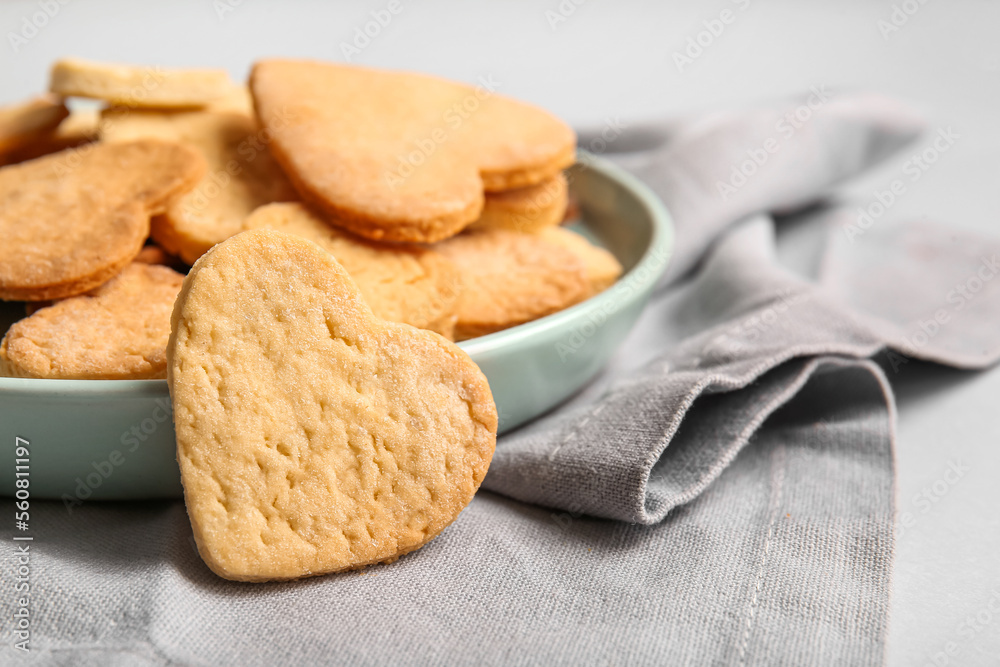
[2,1,998,664]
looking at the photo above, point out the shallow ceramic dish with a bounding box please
[0,153,672,500]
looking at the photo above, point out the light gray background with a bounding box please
[2,1,998,664]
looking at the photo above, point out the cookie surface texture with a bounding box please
[538,227,623,296]
[0,94,69,156]
[102,108,297,265]
[0,263,184,379]
[250,59,576,243]
[244,203,460,339]
[167,229,497,581]
[1,108,102,167]
[0,139,205,301]
[434,228,590,340]
[470,174,568,234]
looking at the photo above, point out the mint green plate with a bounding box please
[0,154,672,501]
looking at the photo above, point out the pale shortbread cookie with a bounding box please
[538,227,623,296]
[0,94,69,156]
[434,228,590,340]
[50,58,233,108]
[52,107,102,143]
[0,140,205,301]
[1,108,101,166]
[251,59,576,243]
[469,174,568,234]
[208,85,254,115]
[102,108,297,264]
[167,229,497,581]
[0,263,184,379]
[244,203,461,339]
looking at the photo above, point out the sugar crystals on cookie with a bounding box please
[251,59,576,243]
[168,229,496,581]
[0,140,205,301]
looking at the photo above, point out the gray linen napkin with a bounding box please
[5,93,1000,666]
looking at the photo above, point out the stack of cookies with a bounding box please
[0,57,631,580]
[0,57,622,380]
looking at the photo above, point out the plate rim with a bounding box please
[0,152,673,393]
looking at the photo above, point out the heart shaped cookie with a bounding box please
[0,139,205,301]
[538,227,623,296]
[244,202,461,339]
[167,229,497,581]
[1,107,100,166]
[0,94,69,158]
[251,59,576,243]
[101,108,298,264]
[0,263,184,379]
[434,228,591,340]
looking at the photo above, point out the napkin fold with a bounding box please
[6,92,1000,667]
[483,214,1000,523]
